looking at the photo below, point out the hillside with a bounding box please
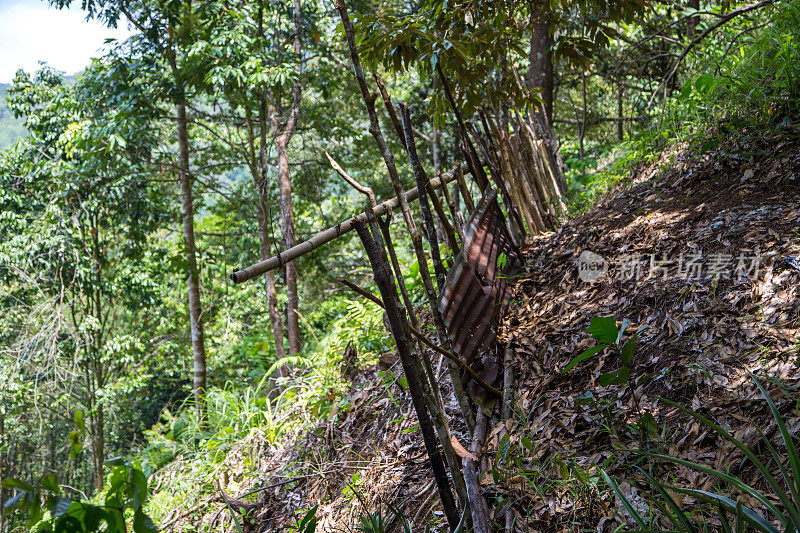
[152,131,800,531]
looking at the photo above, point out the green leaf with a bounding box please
[299,505,318,533]
[638,413,658,435]
[133,508,159,533]
[563,346,605,373]
[621,338,636,366]
[73,410,85,432]
[1,478,34,492]
[521,436,534,451]
[82,505,111,530]
[54,515,82,532]
[599,367,630,386]
[40,475,59,493]
[695,75,715,94]
[587,317,618,344]
[67,430,83,458]
[128,467,148,510]
[26,493,42,528]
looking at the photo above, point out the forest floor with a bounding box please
[158,129,800,532]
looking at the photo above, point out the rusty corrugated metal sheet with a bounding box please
[437,187,522,393]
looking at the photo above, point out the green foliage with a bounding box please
[566,317,655,445]
[0,83,26,149]
[564,317,646,385]
[2,459,156,533]
[289,506,318,533]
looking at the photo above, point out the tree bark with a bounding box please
[92,403,105,491]
[270,0,303,356]
[464,406,491,533]
[401,104,447,291]
[177,98,207,412]
[528,3,554,125]
[256,103,287,364]
[252,0,286,364]
[167,0,206,416]
[687,0,700,40]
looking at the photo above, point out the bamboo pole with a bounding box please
[352,216,460,530]
[401,104,448,291]
[230,169,459,284]
[335,1,472,518]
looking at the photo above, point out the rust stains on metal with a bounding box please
[437,187,522,394]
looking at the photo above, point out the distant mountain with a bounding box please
[0,83,26,150]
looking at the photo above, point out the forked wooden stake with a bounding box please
[351,216,460,530]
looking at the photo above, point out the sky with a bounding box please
[0,0,132,83]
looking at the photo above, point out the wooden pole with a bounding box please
[352,216,461,531]
[401,104,448,291]
[335,0,472,514]
[230,170,459,284]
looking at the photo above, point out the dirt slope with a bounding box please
[160,132,800,532]
[499,131,800,530]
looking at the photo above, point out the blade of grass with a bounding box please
[641,452,785,525]
[750,373,800,502]
[635,467,696,532]
[658,397,799,526]
[601,469,649,530]
[671,488,778,533]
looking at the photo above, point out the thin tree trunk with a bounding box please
[271,0,303,356]
[401,104,447,291]
[167,0,207,416]
[177,99,207,412]
[580,73,587,172]
[527,3,567,194]
[92,404,104,490]
[275,130,300,356]
[252,0,286,364]
[257,103,287,364]
[464,404,491,533]
[687,0,700,40]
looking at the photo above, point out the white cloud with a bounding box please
[0,0,132,83]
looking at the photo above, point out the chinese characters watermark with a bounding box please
[578,250,761,283]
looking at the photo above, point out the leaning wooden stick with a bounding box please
[401,103,448,291]
[463,405,492,533]
[325,151,377,207]
[351,216,461,530]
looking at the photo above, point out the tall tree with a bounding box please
[529,1,555,125]
[49,0,212,412]
[270,0,303,356]
[167,0,207,410]
[2,64,166,491]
